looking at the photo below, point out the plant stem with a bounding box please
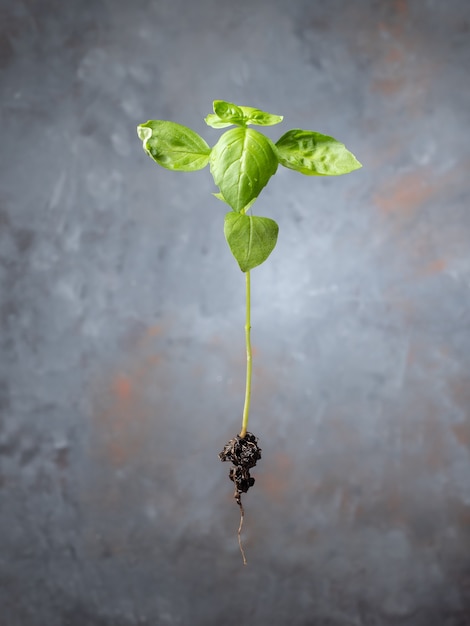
[240,270,252,439]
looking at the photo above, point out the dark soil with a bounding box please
[219,432,261,502]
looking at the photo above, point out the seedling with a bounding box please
[137,100,362,563]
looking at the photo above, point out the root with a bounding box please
[235,489,247,565]
[219,432,261,565]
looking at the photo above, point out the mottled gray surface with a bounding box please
[1,0,470,624]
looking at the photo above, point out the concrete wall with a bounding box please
[1,0,470,624]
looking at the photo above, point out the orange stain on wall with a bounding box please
[449,377,470,448]
[258,451,293,503]
[384,46,405,64]
[112,374,133,402]
[393,0,408,16]
[92,323,169,468]
[95,371,144,467]
[450,376,470,413]
[373,168,441,217]
[452,421,470,447]
[422,413,449,472]
[421,258,447,276]
[147,324,164,338]
[371,77,405,96]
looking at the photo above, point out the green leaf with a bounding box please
[205,100,283,128]
[275,129,362,176]
[224,212,279,272]
[137,121,211,171]
[238,105,283,126]
[205,100,245,128]
[213,100,245,123]
[205,114,234,129]
[210,127,278,212]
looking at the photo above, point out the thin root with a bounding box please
[235,490,247,565]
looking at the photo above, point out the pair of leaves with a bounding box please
[205,100,283,129]
[137,100,362,272]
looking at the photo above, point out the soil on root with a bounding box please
[219,432,261,564]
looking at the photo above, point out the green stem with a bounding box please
[240,271,252,439]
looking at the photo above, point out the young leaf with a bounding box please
[238,105,283,127]
[224,212,279,272]
[205,100,245,128]
[137,121,211,171]
[214,100,245,123]
[205,114,234,129]
[205,100,283,128]
[210,127,278,212]
[275,129,362,176]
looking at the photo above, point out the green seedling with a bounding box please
[137,100,362,563]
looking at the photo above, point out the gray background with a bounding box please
[1,0,470,624]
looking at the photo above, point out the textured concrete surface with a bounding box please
[1,0,470,624]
